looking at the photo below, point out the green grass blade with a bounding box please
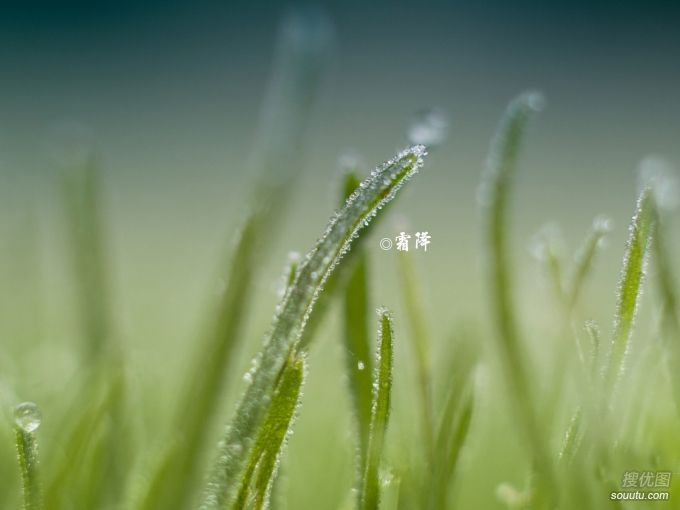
[396,252,434,462]
[139,215,258,510]
[200,145,427,509]
[341,172,373,463]
[233,355,305,510]
[479,92,556,502]
[602,187,654,393]
[13,402,43,510]
[139,12,331,510]
[429,337,477,509]
[649,193,680,415]
[360,309,395,510]
[567,217,611,311]
[62,157,112,362]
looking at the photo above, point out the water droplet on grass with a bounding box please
[14,401,42,433]
[357,360,365,370]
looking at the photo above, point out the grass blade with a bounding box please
[602,186,654,393]
[200,145,427,509]
[479,92,556,503]
[233,355,305,510]
[360,309,395,510]
[428,337,477,509]
[14,402,43,510]
[62,157,112,362]
[567,217,612,312]
[139,216,257,510]
[139,11,331,510]
[396,252,434,462]
[340,172,374,462]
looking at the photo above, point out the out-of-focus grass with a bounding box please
[2,11,680,510]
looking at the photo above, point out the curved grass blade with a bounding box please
[233,355,305,510]
[478,92,557,503]
[602,186,654,394]
[360,309,395,510]
[567,217,611,311]
[200,145,427,509]
[397,252,434,462]
[340,172,373,463]
[14,402,43,510]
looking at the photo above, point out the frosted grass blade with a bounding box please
[360,309,394,510]
[200,145,427,509]
[479,92,556,503]
[340,172,373,462]
[602,187,654,393]
[233,355,305,510]
[14,402,43,510]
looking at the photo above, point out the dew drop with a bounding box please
[14,401,42,433]
[407,108,449,147]
[357,360,365,371]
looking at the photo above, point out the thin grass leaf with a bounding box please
[360,309,394,510]
[139,12,331,510]
[340,172,373,462]
[602,186,654,393]
[479,91,557,503]
[62,157,112,362]
[139,215,257,510]
[14,402,42,510]
[650,197,680,416]
[567,217,612,311]
[233,355,305,510]
[396,252,434,462]
[62,156,128,508]
[200,145,427,509]
[428,337,477,509]
[44,363,125,510]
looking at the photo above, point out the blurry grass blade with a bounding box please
[14,402,43,510]
[251,7,333,216]
[558,407,582,465]
[429,337,477,509]
[200,145,427,509]
[360,309,394,510]
[603,187,654,393]
[62,156,112,361]
[650,199,680,415]
[479,91,556,500]
[397,251,434,462]
[139,215,257,510]
[234,355,305,510]
[141,11,331,509]
[341,171,373,461]
[567,217,612,310]
[45,363,126,510]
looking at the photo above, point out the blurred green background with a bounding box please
[1,1,679,508]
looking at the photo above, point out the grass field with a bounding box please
[2,7,680,510]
